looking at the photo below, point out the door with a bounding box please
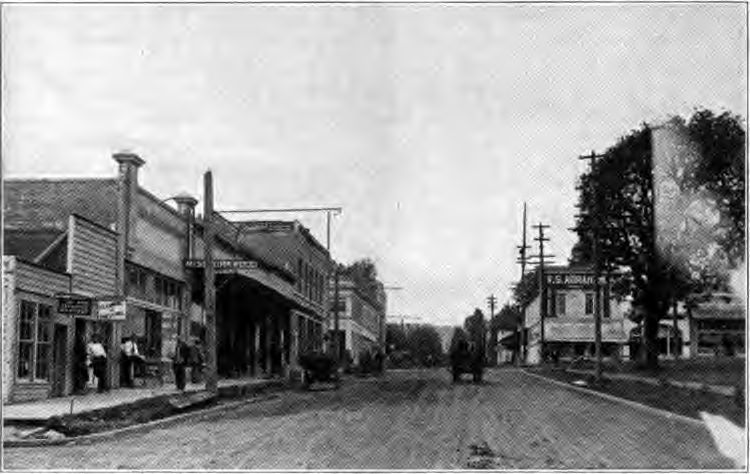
[52,324,68,397]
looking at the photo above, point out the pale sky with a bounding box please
[2,3,746,326]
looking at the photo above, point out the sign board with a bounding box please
[184,259,259,270]
[57,295,93,315]
[546,273,595,288]
[98,299,126,320]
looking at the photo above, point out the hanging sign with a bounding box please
[57,295,93,315]
[184,259,259,270]
[98,299,126,320]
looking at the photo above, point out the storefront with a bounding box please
[3,257,74,402]
[523,265,633,364]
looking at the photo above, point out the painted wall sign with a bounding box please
[98,299,126,320]
[546,273,595,287]
[184,259,259,270]
[57,295,93,315]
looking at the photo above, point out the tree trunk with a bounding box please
[642,315,660,370]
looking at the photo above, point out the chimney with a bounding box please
[173,193,198,260]
[114,151,145,297]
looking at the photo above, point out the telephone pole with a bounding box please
[486,294,496,362]
[514,202,531,366]
[577,150,607,382]
[533,222,553,363]
[203,170,218,393]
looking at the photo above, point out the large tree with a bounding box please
[385,323,407,353]
[571,109,745,369]
[405,325,444,367]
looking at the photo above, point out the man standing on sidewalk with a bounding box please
[87,334,108,393]
[120,335,139,388]
[172,337,189,391]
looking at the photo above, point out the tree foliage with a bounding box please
[405,325,444,366]
[570,109,745,369]
[385,323,407,352]
[512,268,540,308]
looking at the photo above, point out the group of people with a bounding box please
[172,337,205,391]
[74,333,204,393]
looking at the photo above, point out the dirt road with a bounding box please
[3,368,733,470]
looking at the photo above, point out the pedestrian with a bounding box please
[172,337,189,391]
[120,335,139,388]
[74,333,89,393]
[87,334,108,393]
[189,337,204,384]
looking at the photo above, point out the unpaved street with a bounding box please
[3,369,733,470]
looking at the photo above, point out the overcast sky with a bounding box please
[2,3,746,326]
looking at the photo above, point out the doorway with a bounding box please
[52,324,68,397]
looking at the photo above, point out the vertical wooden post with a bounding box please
[204,171,218,393]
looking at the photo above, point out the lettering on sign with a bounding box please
[57,295,93,315]
[546,273,595,287]
[184,259,259,270]
[98,299,126,320]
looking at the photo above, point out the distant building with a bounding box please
[329,270,386,365]
[522,265,635,364]
[688,292,745,357]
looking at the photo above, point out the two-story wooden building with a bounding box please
[523,265,635,364]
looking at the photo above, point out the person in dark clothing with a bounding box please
[74,333,89,393]
[172,338,189,390]
[188,337,204,384]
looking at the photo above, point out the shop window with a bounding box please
[16,300,53,381]
[585,293,594,315]
[555,293,566,317]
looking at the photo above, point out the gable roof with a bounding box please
[3,228,66,261]
[4,179,118,231]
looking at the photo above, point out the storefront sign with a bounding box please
[184,259,259,270]
[98,299,126,320]
[57,295,93,315]
[546,273,595,288]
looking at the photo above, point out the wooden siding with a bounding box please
[3,257,17,403]
[70,216,118,296]
[15,260,71,296]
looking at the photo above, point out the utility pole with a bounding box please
[578,150,606,382]
[515,202,530,367]
[333,264,341,361]
[203,170,218,393]
[486,294,496,364]
[533,223,551,363]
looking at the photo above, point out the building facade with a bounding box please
[3,151,326,401]
[523,265,635,364]
[330,272,387,365]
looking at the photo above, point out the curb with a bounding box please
[4,390,284,448]
[565,368,738,397]
[522,370,706,428]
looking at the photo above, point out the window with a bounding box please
[17,300,53,381]
[130,264,182,310]
[297,259,303,292]
[585,293,594,315]
[555,293,566,317]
